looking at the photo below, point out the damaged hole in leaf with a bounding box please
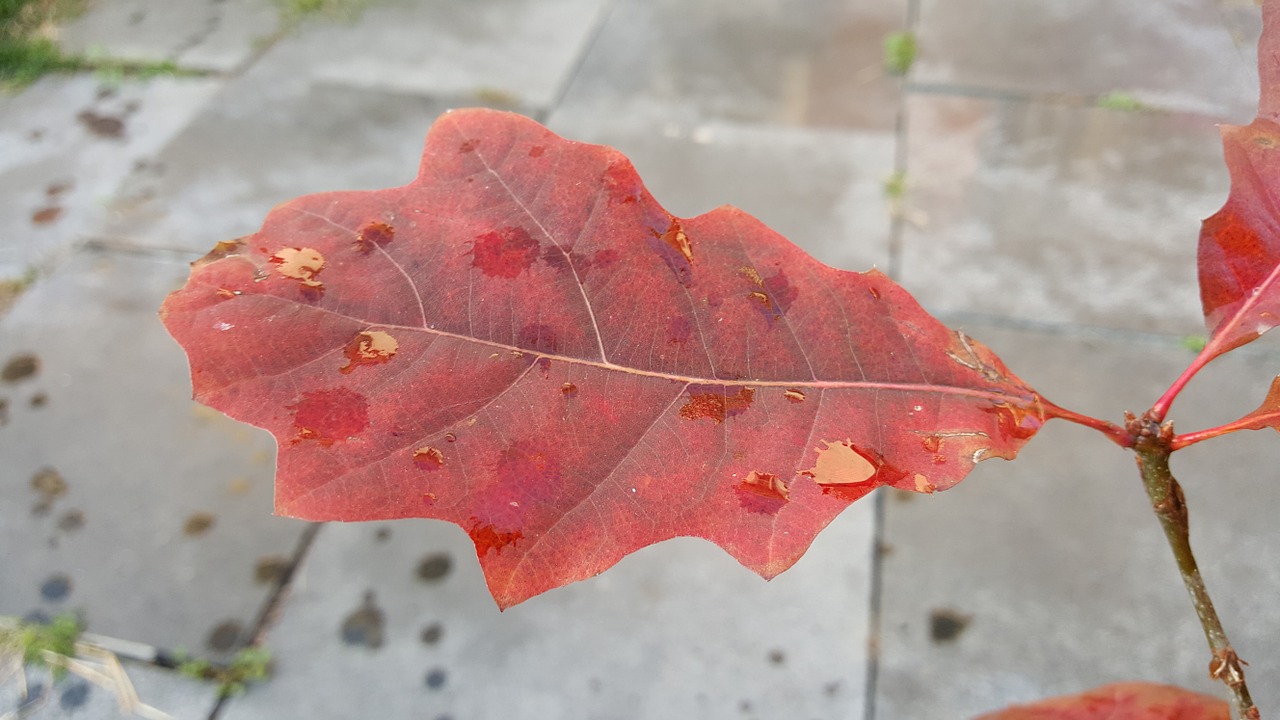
[561,382,578,398]
[354,222,395,253]
[341,330,398,374]
[413,446,444,471]
[679,385,754,424]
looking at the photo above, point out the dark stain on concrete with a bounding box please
[340,590,385,649]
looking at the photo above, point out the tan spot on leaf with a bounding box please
[341,330,398,374]
[783,388,805,403]
[354,222,394,253]
[740,470,789,501]
[413,446,444,470]
[913,474,936,493]
[661,219,693,263]
[807,440,876,486]
[270,247,325,290]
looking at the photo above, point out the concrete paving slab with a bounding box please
[1,660,219,720]
[218,505,875,720]
[898,95,1233,335]
[552,0,906,131]
[0,249,310,656]
[547,0,906,274]
[0,75,222,279]
[873,322,1280,717]
[59,0,280,73]
[257,0,609,111]
[97,67,470,255]
[913,0,1260,121]
[546,116,897,274]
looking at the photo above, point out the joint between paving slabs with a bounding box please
[202,522,323,720]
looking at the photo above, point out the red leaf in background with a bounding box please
[1197,2,1280,360]
[974,682,1228,720]
[161,108,1050,608]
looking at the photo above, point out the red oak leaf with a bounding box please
[161,109,1051,608]
[1197,1,1280,361]
[974,681,1228,720]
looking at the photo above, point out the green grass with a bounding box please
[1096,91,1146,112]
[0,614,82,680]
[177,646,272,697]
[273,0,372,27]
[883,170,907,201]
[1180,334,1208,353]
[883,31,917,76]
[0,0,190,89]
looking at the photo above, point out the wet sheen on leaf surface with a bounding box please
[161,109,1051,608]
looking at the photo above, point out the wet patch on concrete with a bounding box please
[57,509,85,533]
[415,553,452,582]
[184,511,216,537]
[77,109,126,140]
[254,555,290,585]
[929,608,971,643]
[340,591,385,649]
[207,619,244,652]
[419,622,443,646]
[423,667,447,690]
[58,680,91,710]
[2,353,40,382]
[31,467,67,516]
[39,573,72,602]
